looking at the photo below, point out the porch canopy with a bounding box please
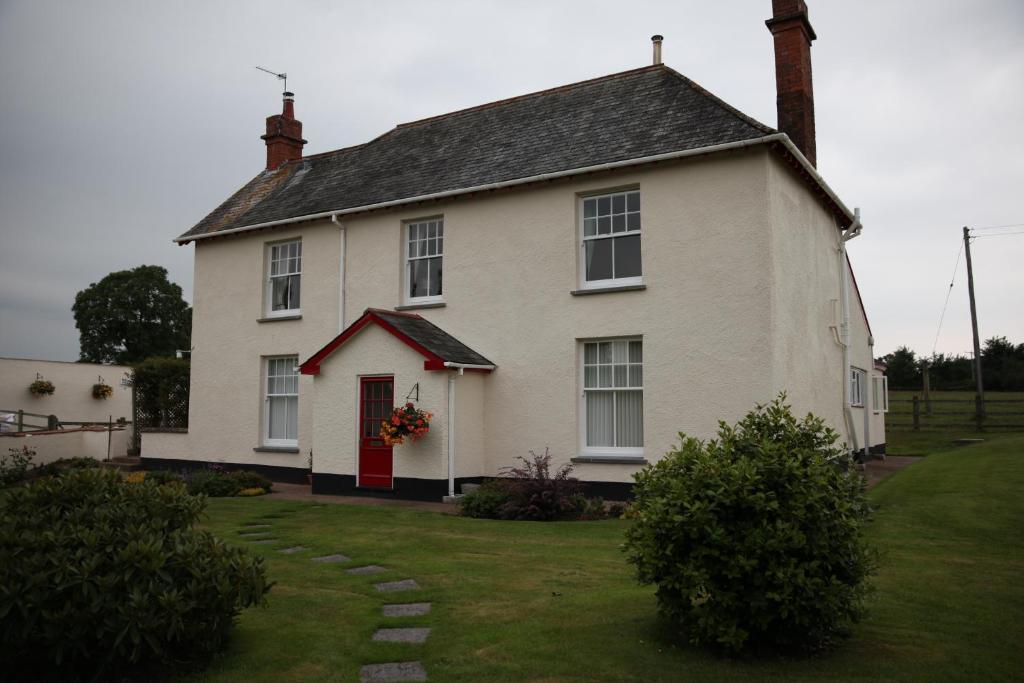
[299,308,495,376]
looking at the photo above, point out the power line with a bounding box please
[931,241,963,357]
[972,230,1024,238]
[970,222,1024,231]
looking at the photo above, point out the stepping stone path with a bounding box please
[374,579,420,592]
[372,627,431,644]
[360,661,427,683]
[382,603,431,617]
[311,553,350,563]
[238,515,430,681]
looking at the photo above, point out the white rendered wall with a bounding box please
[175,147,873,481]
[0,358,132,424]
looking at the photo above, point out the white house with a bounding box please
[144,2,886,500]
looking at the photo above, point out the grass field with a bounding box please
[886,390,1024,455]
[183,437,1024,682]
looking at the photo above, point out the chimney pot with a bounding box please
[651,35,663,65]
[766,0,817,166]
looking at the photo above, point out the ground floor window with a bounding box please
[873,375,889,413]
[850,367,866,407]
[582,338,643,453]
[264,356,298,446]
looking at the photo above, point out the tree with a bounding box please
[982,336,1024,391]
[878,346,920,390]
[73,265,191,364]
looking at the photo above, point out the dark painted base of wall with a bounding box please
[313,473,636,502]
[140,457,309,485]
[140,457,638,502]
[312,474,486,501]
[856,443,888,462]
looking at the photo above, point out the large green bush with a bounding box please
[623,396,875,654]
[0,468,270,681]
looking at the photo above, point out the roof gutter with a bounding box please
[442,361,496,372]
[175,133,855,244]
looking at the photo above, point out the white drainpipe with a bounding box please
[447,373,457,497]
[864,335,873,459]
[330,214,346,332]
[839,208,862,455]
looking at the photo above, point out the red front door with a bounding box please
[359,376,394,489]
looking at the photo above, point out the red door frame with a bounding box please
[358,376,394,489]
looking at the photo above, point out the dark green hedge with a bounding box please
[0,468,270,681]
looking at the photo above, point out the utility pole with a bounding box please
[963,226,985,420]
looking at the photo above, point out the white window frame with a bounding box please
[404,217,444,305]
[579,337,644,457]
[850,367,866,407]
[264,239,302,318]
[263,355,299,447]
[579,189,643,290]
[872,375,889,413]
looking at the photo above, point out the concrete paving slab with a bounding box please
[375,579,420,592]
[359,661,426,682]
[311,553,351,563]
[382,603,432,617]
[372,628,431,644]
[347,565,387,575]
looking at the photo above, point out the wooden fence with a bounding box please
[0,409,130,434]
[887,397,1024,431]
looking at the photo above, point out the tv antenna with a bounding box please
[254,66,287,92]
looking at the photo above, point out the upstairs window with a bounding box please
[266,240,301,316]
[850,367,866,407]
[406,218,444,302]
[581,190,642,287]
[581,339,644,454]
[264,356,298,447]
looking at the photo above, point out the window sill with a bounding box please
[395,301,446,311]
[570,284,646,296]
[571,455,649,465]
[258,314,302,323]
[253,446,300,454]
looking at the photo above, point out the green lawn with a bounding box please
[886,390,1024,455]
[186,438,1024,682]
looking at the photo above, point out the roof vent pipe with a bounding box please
[651,35,663,65]
[647,34,663,64]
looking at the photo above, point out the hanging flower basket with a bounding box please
[92,383,113,400]
[29,380,55,396]
[380,403,433,446]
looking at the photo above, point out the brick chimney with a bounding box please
[261,92,307,170]
[766,0,817,166]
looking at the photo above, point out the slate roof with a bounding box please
[179,64,779,243]
[299,309,494,376]
[373,310,493,366]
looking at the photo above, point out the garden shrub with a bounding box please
[459,450,608,521]
[0,468,270,681]
[458,480,510,519]
[124,470,147,484]
[237,487,268,497]
[623,395,876,654]
[227,469,273,493]
[145,469,185,486]
[1,446,35,486]
[186,467,242,497]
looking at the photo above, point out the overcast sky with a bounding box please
[1,0,1022,362]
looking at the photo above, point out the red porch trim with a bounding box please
[299,309,446,376]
